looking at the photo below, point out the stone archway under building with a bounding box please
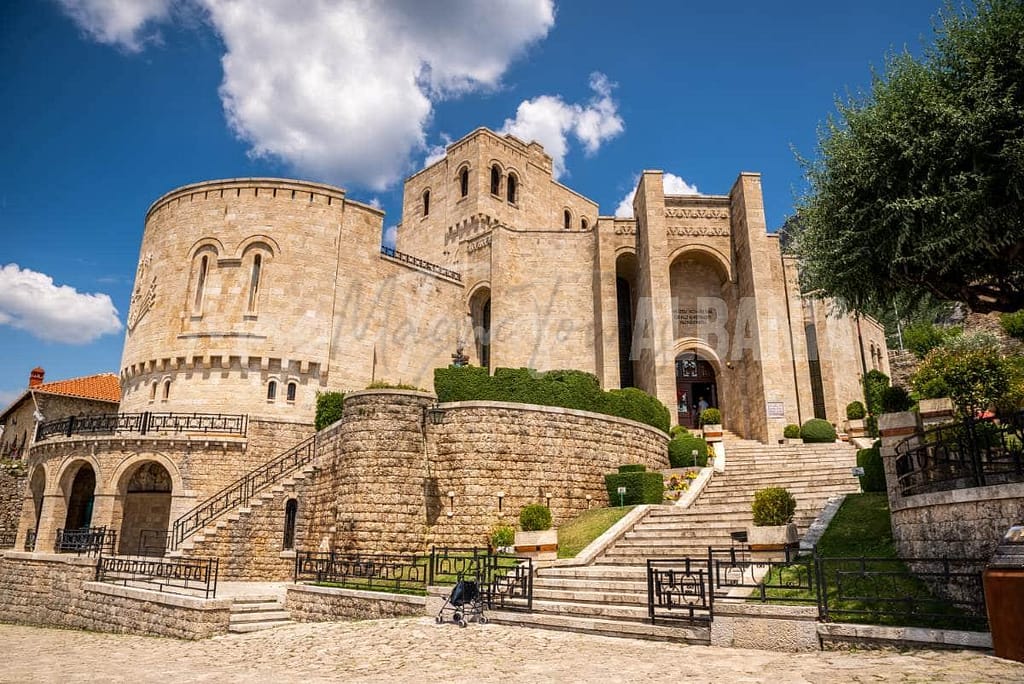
[114,461,173,556]
[63,463,96,532]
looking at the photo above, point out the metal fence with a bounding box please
[380,246,462,281]
[647,556,714,625]
[36,411,247,442]
[55,527,117,556]
[710,544,819,606]
[96,555,219,599]
[895,412,1024,496]
[295,551,428,594]
[24,529,36,552]
[0,530,16,549]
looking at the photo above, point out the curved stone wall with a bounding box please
[312,390,669,554]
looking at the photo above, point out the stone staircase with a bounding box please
[228,595,293,633]
[488,436,860,642]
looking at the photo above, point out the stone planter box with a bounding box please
[846,418,867,439]
[785,438,803,446]
[703,424,723,442]
[514,529,557,561]
[748,523,798,560]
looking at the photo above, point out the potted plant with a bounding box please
[490,524,515,554]
[783,423,802,445]
[513,504,557,561]
[747,487,798,559]
[700,408,723,442]
[845,401,867,438]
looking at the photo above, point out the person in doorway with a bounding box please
[697,396,709,414]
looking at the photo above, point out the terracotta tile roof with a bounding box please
[35,373,121,403]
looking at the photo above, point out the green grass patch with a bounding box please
[557,506,635,558]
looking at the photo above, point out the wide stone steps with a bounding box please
[485,609,710,645]
[228,597,293,633]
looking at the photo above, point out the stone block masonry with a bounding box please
[286,584,425,622]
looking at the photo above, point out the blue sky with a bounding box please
[0,0,946,405]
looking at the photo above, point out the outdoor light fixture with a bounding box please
[545,492,552,508]
[447,490,455,509]
[428,404,446,425]
[496,491,505,512]
[691,449,698,460]
[586,494,593,509]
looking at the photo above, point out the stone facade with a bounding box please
[0,552,230,639]
[1,391,117,461]
[0,465,26,539]
[286,584,425,622]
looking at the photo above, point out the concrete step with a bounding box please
[228,619,293,634]
[532,587,647,604]
[533,578,647,593]
[486,610,709,645]
[230,609,292,624]
[528,598,655,621]
[538,565,647,581]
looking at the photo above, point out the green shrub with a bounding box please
[845,401,866,420]
[315,391,345,430]
[880,385,914,413]
[904,322,960,359]
[700,408,721,425]
[856,442,885,493]
[366,381,428,391]
[617,464,646,473]
[910,332,1009,415]
[863,370,889,416]
[783,424,801,439]
[669,425,688,438]
[604,471,664,506]
[1000,311,1024,341]
[519,504,552,531]
[800,418,837,443]
[751,487,797,526]
[490,524,515,548]
[433,366,671,433]
[866,415,879,438]
[668,434,709,468]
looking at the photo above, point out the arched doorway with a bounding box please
[470,287,492,370]
[29,466,46,546]
[117,461,173,556]
[615,252,639,388]
[63,464,96,531]
[675,351,718,428]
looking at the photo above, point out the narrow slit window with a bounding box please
[283,499,298,550]
[459,167,469,197]
[162,379,171,400]
[267,380,277,402]
[422,190,430,216]
[563,210,571,230]
[193,255,208,313]
[490,166,501,196]
[286,382,297,402]
[507,174,517,204]
[150,382,157,402]
[581,218,588,231]
[247,253,262,313]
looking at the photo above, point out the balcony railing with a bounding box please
[36,412,248,442]
[380,246,461,281]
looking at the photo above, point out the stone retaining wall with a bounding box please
[286,584,425,622]
[0,552,230,639]
[0,465,26,537]
[710,602,820,652]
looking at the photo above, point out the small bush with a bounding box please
[519,504,552,531]
[863,370,890,416]
[604,471,664,506]
[751,487,797,526]
[315,391,345,430]
[866,415,879,438]
[669,425,688,438]
[366,381,428,391]
[490,524,515,548]
[700,408,721,425]
[617,464,646,473]
[783,424,801,439]
[904,322,960,359]
[1000,311,1024,341]
[856,441,885,493]
[845,401,866,420]
[880,385,914,413]
[668,434,709,468]
[801,418,837,443]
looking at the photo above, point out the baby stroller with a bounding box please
[436,569,487,627]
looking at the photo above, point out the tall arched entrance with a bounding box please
[29,466,46,544]
[675,351,718,428]
[615,252,639,388]
[116,461,173,556]
[63,464,96,531]
[470,286,492,370]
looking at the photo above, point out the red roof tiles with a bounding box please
[35,373,121,403]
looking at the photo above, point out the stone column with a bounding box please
[918,398,954,428]
[32,493,65,553]
[877,410,920,521]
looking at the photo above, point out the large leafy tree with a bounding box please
[792,1,1024,314]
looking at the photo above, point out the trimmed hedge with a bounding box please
[881,385,914,413]
[519,504,552,531]
[617,464,647,473]
[751,487,797,526]
[700,408,721,425]
[801,418,837,443]
[845,401,866,420]
[434,366,671,433]
[783,423,801,439]
[315,391,345,431]
[857,441,885,493]
[604,470,664,506]
[668,434,709,468]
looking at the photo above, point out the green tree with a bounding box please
[791,1,1024,314]
[315,391,345,430]
[903,322,961,359]
[910,333,1010,415]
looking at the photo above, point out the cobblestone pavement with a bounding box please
[2,618,1022,683]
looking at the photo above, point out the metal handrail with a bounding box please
[380,246,461,281]
[169,434,317,549]
[36,411,248,442]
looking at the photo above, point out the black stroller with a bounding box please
[436,569,487,627]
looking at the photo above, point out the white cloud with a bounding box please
[0,388,22,410]
[499,72,624,179]
[0,264,123,344]
[58,0,174,52]
[424,133,453,167]
[61,1,555,190]
[382,225,398,249]
[614,173,700,218]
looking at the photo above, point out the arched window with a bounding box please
[459,167,469,198]
[286,381,297,402]
[507,174,518,204]
[490,165,501,196]
[267,380,277,402]
[422,189,430,216]
[581,218,588,231]
[563,210,571,230]
[193,255,209,314]
[247,253,262,314]
[283,499,298,550]
[150,382,157,402]
[162,379,171,400]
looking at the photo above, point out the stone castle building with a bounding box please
[9,127,887,570]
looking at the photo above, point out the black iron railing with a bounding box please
[895,412,1024,496]
[170,434,317,549]
[295,551,428,593]
[0,530,16,549]
[427,547,533,612]
[647,555,714,625]
[55,527,117,556]
[96,555,219,599]
[36,411,248,442]
[380,246,461,281]
[24,529,36,552]
[710,544,818,605]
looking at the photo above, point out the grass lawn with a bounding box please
[761,493,986,631]
[558,505,635,558]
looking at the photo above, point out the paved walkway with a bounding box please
[2,618,1021,683]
